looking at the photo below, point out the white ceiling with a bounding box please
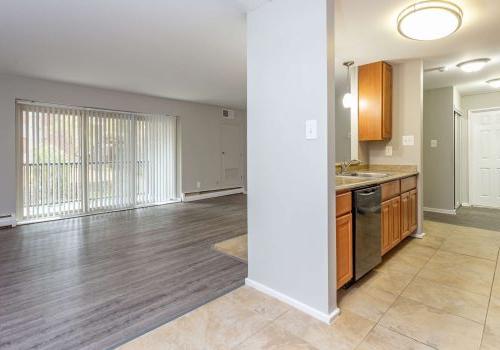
[1,0,499,110]
[335,0,500,96]
[0,0,248,109]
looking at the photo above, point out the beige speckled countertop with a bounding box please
[335,165,418,192]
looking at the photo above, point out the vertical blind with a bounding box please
[16,101,177,222]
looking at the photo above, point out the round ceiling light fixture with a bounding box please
[397,1,463,41]
[457,58,491,73]
[487,78,500,89]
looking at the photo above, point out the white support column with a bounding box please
[246,0,338,323]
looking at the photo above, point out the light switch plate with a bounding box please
[385,145,393,156]
[305,120,318,140]
[402,135,415,146]
[430,139,438,148]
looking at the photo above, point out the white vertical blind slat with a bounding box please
[17,102,177,221]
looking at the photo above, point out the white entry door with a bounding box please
[470,109,500,208]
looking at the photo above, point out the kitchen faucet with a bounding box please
[338,159,360,175]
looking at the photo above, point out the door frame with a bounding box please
[453,109,462,209]
[468,107,500,208]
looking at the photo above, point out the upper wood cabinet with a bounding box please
[358,61,393,141]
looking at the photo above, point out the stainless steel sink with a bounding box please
[338,172,389,179]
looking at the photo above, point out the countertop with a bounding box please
[336,170,418,192]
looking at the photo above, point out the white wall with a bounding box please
[247,0,337,319]
[365,60,424,234]
[0,74,246,215]
[335,88,351,161]
[462,91,500,112]
[349,67,368,161]
[453,86,462,112]
[422,87,455,211]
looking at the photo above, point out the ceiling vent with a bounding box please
[222,108,235,120]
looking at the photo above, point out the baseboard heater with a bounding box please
[0,214,17,228]
[182,187,244,202]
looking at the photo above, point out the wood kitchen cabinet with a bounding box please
[409,189,418,233]
[401,181,418,239]
[336,213,353,289]
[401,191,411,238]
[381,196,401,255]
[381,175,417,255]
[335,177,417,287]
[358,61,393,141]
[336,191,353,289]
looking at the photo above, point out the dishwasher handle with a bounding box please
[358,190,378,196]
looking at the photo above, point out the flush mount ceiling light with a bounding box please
[397,0,463,41]
[487,78,500,89]
[457,58,491,73]
[342,61,355,109]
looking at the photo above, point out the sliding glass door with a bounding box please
[16,101,177,222]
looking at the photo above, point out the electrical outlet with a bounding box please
[402,135,415,146]
[385,146,393,156]
[430,139,438,148]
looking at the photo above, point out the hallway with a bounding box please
[425,206,500,232]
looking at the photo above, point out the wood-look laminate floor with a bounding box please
[0,194,247,350]
[425,206,500,231]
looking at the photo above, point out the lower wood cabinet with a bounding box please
[336,213,353,289]
[409,189,417,233]
[401,189,417,239]
[381,175,418,255]
[381,196,401,255]
[335,178,417,287]
[401,191,410,238]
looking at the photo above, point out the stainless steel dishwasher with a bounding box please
[353,185,382,281]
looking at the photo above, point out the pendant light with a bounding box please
[397,1,463,41]
[342,61,354,109]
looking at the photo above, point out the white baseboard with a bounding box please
[0,215,17,228]
[461,203,471,207]
[182,187,244,202]
[245,278,340,325]
[411,231,426,239]
[424,207,457,215]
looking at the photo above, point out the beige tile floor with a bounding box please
[119,221,500,350]
[213,234,248,262]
